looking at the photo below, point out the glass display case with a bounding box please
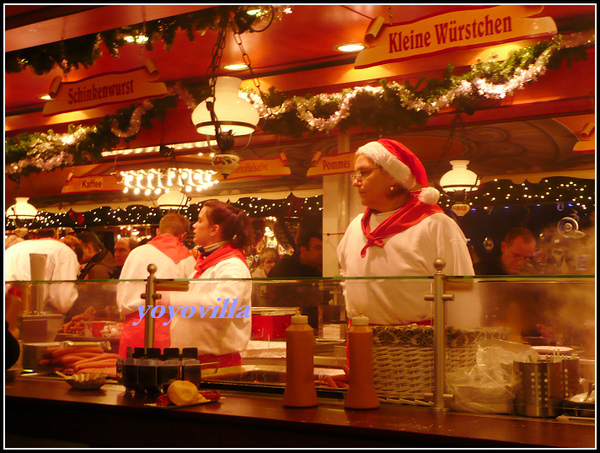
[6,271,595,416]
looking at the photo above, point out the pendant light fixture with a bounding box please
[192,76,259,138]
[6,197,38,225]
[439,160,479,193]
[157,189,190,211]
[439,160,480,216]
[190,7,268,179]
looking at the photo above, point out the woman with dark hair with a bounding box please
[168,200,254,368]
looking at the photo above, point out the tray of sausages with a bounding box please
[40,343,119,379]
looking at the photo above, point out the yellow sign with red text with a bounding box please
[221,155,291,181]
[62,174,124,194]
[355,5,557,68]
[43,59,166,116]
[306,152,355,178]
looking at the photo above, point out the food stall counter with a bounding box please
[5,376,595,448]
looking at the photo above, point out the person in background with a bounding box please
[474,227,537,275]
[4,228,79,315]
[251,247,279,307]
[476,227,544,343]
[113,237,139,278]
[76,231,117,280]
[64,231,118,321]
[166,200,254,368]
[4,227,28,250]
[247,218,267,269]
[268,230,324,329]
[4,235,25,249]
[337,139,475,326]
[5,228,27,249]
[5,229,80,338]
[117,213,196,358]
[269,230,323,278]
[61,235,84,265]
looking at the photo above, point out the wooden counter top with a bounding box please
[5,377,595,448]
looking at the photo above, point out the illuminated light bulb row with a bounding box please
[119,168,219,195]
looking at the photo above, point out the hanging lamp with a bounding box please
[439,160,480,216]
[439,160,480,194]
[190,8,269,179]
[6,197,38,225]
[157,190,189,211]
[192,76,259,137]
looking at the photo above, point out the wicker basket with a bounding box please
[372,324,504,406]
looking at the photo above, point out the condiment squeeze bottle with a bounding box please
[344,312,380,409]
[283,308,318,408]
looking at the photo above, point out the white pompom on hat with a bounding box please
[356,139,440,205]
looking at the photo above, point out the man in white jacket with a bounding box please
[337,139,476,326]
[117,213,196,357]
[5,229,79,315]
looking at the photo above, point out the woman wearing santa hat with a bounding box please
[337,139,475,326]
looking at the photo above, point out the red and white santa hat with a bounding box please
[356,139,440,205]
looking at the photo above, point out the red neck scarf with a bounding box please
[360,194,443,258]
[149,234,192,264]
[193,243,247,277]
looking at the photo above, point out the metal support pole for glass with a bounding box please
[141,264,190,352]
[141,264,160,351]
[425,258,454,412]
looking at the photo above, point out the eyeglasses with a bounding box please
[350,167,378,182]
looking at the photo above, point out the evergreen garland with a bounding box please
[5,30,594,182]
[6,6,284,75]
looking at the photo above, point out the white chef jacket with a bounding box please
[168,257,252,356]
[337,211,475,325]
[116,242,196,316]
[4,238,79,314]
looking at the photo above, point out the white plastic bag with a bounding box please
[446,339,538,414]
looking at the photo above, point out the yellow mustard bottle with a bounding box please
[283,308,318,408]
[344,313,380,409]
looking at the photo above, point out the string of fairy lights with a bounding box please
[438,177,594,212]
[6,195,324,230]
[5,177,593,230]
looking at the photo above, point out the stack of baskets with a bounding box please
[372,324,505,405]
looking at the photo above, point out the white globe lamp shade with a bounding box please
[6,197,38,221]
[157,190,189,210]
[439,160,480,193]
[192,77,259,136]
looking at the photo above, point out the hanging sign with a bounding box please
[43,59,167,116]
[306,151,355,178]
[221,155,291,181]
[61,174,124,194]
[355,5,557,69]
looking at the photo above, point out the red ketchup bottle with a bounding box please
[344,313,380,409]
[283,309,318,408]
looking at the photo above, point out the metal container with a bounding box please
[514,360,564,417]
[22,342,60,371]
[20,314,64,343]
[561,357,582,398]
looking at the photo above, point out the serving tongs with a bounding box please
[55,370,69,379]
